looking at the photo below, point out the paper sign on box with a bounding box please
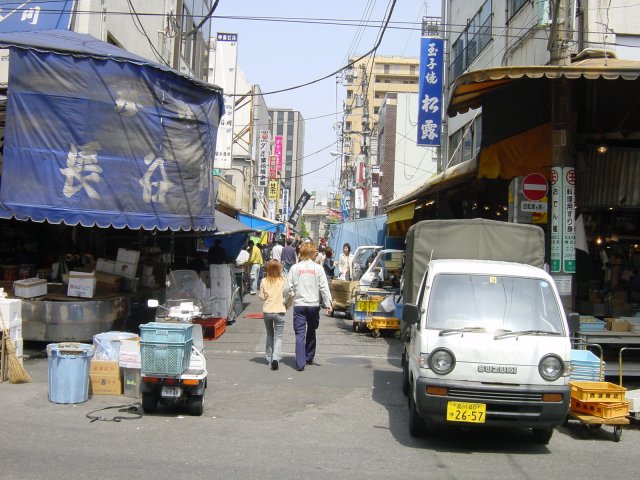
[67,271,97,298]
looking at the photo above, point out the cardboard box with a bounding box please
[96,258,116,273]
[0,298,22,325]
[95,271,122,290]
[118,339,141,369]
[13,278,47,298]
[90,359,120,376]
[90,374,122,395]
[604,317,631,332]
[67,271,97,298]
[330,280,359,310]
[115,248,140,279]
[89,359,122,394]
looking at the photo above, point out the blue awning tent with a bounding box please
[201,210,257,263]
[237,212,285,235]
[0,30,223,231]
[328,215,388,253]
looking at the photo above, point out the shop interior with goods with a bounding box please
[0,217,240,399]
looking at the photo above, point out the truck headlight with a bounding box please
[539,354,564,381]
[428,349,455,375]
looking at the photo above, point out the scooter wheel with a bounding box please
[188,394,204,416]
[142,392,159,414]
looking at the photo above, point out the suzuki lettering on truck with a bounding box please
[401,219,571,445]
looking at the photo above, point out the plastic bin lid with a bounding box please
[47,342,95,357]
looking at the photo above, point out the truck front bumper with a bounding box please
[415,377,570,429]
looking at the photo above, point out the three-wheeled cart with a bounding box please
[351,287,401,337]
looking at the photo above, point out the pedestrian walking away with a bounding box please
[208,238,227,265]
[247,240,264,295]
[285,242,333,371]
[281,237,298,275]
[271,239,283,262]
[258,260,287,371]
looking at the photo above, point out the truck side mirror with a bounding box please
[402,303,420,325]
[567,312,580,338]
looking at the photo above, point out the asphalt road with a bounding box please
[1,294,639,480]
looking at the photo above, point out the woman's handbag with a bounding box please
[284,291,295,309]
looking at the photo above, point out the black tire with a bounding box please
[409,393,426,437]
[188,394,204,416]
[371,330,381,338]
[352,321,358,332]
[402,353,410,396]
[532,427,554,444]
[613,426,622,442]
[345,312,352,320]
[358,321,368,333]
[142,392,159,414]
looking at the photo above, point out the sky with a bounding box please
[211,0,441,196]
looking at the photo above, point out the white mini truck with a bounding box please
[401,219,572,444]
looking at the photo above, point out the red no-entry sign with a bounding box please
[522,173,548,201]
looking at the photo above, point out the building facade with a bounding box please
[268,108,305,221]
[340,55,420,219]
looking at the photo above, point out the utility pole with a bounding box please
[360,63,373,219]
[548,0,576,310]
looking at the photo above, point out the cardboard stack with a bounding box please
[208,264,234,318]
[119,337,142,399]
[0,298,23,382]
[67,271,97,298]
[89,359,122,395]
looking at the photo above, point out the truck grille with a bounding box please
[447,388,543,403]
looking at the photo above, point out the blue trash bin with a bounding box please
[47,343,95,404]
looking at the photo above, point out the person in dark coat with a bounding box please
[208,239,227,264]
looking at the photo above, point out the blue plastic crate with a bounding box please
[140,340,193,376]
[140,322,194,344]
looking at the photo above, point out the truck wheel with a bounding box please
[409,393,427,437]
[402,355,410,396]
[142,392,159,414]
[532,427,553,444]
[345,312,352,320]
[371,329,381,338]
[188,394,204,416]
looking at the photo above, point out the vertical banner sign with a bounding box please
[354,189,365,210]
[550,167,563,272]
[269,155,278,179]
[417,37,444,146]
[213,33,238,169]
[563,167,576,273]
[274,136,283,173]
[258,130,269,187]
[288,190,311,226]
[282,188,290,219]
[268,180,278,200]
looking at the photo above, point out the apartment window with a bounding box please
[347,90,353,98]
[346,121,352,131]
[510,0,528,17]
[384,64,390,74]
[410,65,417,75]
[374,107,379,115]
[449,0,493,84]
[181,6,194,66]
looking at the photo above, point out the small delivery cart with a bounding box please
[351,287,401,337]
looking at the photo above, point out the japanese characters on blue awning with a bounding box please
[0,45,223,231]
[0,0,74,32]
[417,37,444,146]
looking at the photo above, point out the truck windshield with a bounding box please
[426,273,564,334]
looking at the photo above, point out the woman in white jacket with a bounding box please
[337,243,354,280]
[285,242,333,371]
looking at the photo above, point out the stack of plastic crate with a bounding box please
[569,381,629,419]
[139,322,194,376]
[570,349,605,381]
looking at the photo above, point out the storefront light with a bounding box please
[596,237,603,246]
[596,144,608,154]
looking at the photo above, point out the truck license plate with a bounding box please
[161,386,182,398]
[446,401,486,423]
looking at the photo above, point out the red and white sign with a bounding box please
[522,173,548,201]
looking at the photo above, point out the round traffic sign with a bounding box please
[522,173,548,201]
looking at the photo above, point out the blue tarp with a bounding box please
[0,30,223,231]
[328,215,387,253]
[237,213,285,235]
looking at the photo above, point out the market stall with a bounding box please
[0,30,223,342]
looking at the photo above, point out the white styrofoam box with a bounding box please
[13,278,47,298]
[211,276,233,292]
[210,264,232,279]
[67,271,97,298]
[9,324,22,341]
[119,339,142,369]
[115,248,140,278]
[96,258,116,273]
[0,298,22,324]
[626,390,640,413]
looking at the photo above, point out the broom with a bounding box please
[0,311,31,384]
